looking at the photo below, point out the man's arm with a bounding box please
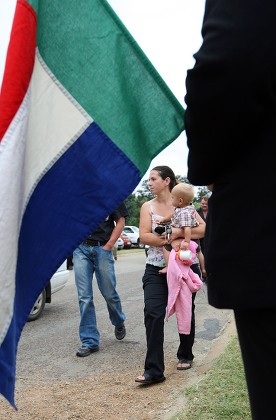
[103,217,125,250]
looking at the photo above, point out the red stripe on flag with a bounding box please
[0,0,36,141]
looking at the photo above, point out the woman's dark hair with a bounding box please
[151,166,177,192]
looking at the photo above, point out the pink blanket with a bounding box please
[166,241,203,334]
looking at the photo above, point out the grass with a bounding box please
[118,247,145,255]
[172,336,251,420]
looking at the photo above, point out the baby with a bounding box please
[157,183,199,274]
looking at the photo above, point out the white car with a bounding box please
[123,225,144,248]
[116,237,124,250]
[28,261,69,321]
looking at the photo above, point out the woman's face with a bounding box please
[201,199,208,211]
[148,170,169,195]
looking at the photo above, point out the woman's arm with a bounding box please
[139,202,169,247]
[191,213,205,240]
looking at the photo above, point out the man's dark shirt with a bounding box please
[87,203,128,243]
[197,207,207,223]
[197,207,207,255]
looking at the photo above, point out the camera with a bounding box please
[154,225,166,235]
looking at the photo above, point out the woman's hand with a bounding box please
[168,227,183,243]
[180,240,189,250]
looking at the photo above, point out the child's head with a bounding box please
[171,183,195,208]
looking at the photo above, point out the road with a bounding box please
[0,250,234,419]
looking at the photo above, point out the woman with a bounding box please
[135,166,205,384]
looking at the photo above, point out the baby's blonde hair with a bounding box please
[172,183,195,205]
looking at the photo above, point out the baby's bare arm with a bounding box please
[156,212,173,224]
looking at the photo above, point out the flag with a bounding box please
[0,0,185,407]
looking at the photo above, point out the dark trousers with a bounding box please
[177,263,200,361]
[177,264,201,361]
[142,263,199,378]
[234,308,276,420]
[177,292,196,361]
[142,264,168,379]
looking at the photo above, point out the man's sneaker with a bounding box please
[76,345,99,357]
[115,323,126,340]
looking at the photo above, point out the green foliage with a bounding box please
[176,175,190,184]
[124,194,148,226]
[135,179,154,200]
[124,179,151,226]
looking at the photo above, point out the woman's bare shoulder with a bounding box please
[141,199,155,210]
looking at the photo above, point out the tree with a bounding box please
[124,194,148,226]
[135,179,153,200]
[124,180,151,226]
[195,186,210,202]
[176,175,190,184]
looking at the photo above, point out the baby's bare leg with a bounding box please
[158,247,170,274]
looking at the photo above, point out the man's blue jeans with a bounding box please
[73,243,125,348]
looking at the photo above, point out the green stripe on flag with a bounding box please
[28,0,184,175]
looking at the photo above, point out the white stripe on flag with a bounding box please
[0,90,30,345]
[0,48,94,344]
[23,50,93,207]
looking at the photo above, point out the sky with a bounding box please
[108,0,206,187]
[0,0,206,187]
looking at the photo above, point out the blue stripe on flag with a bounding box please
[0,122,141,406]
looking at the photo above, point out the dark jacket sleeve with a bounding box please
[185,0,276,186]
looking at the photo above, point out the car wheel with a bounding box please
[28,289,46,322]
[137,239,145,249]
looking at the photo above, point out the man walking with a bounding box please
[73,203,128,357]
